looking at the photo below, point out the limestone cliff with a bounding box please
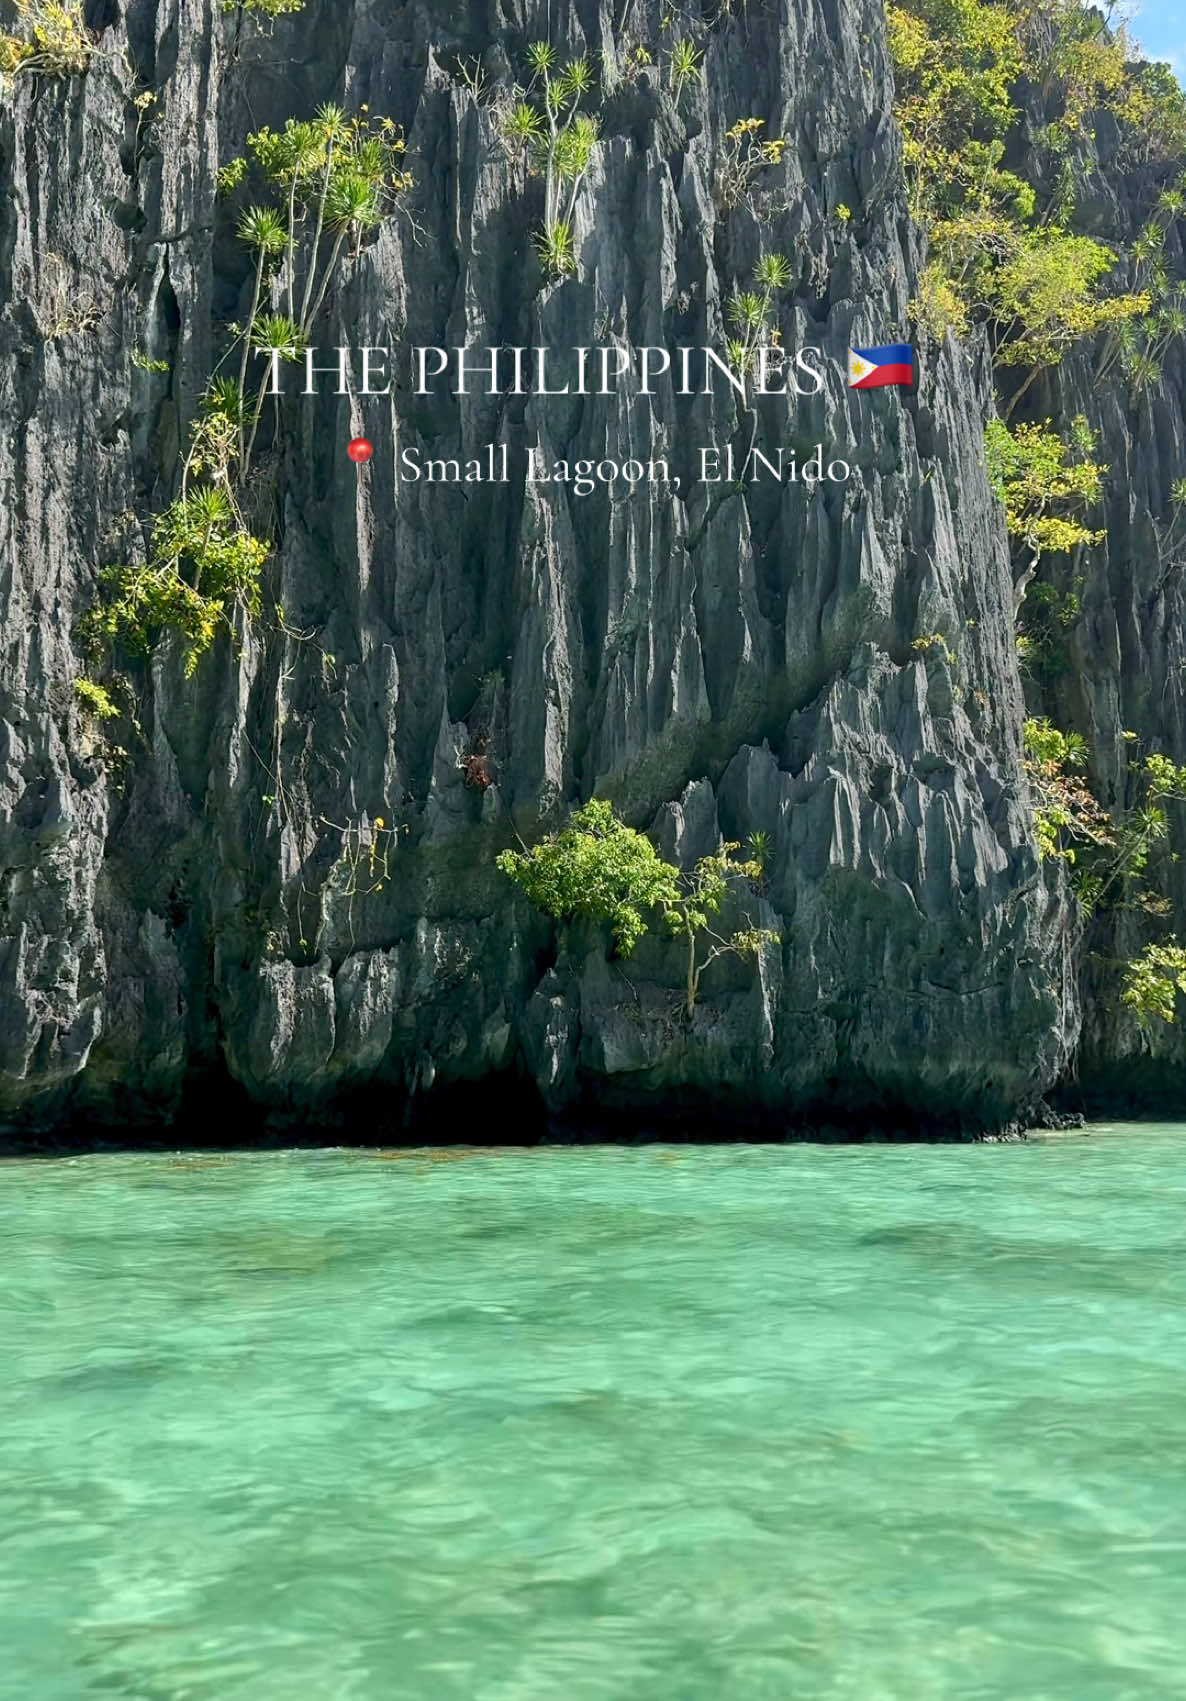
[999,112,1186,1115]
[0,0,1085,1138]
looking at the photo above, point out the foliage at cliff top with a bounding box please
[889,0,1186,218]
[889,0,1186,404]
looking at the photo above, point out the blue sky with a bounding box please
[1129,0,1186,78]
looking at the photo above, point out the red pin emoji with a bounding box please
[347,437,373,464]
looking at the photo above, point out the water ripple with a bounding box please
[1,1127,1185,1698]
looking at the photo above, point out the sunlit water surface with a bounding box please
[2,1128,1185,1700]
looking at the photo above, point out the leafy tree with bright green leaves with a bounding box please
[885,0,1021,222]
[497,800,778,1016]
[987,232,1148,416]
[1122,942,1186,1027]
[921,218,1147,413]
[497,799,680,955]
[985,414,1106,564]
[658,843,778,1019]
[1022,720,1186,915]
[918,219,1148,404]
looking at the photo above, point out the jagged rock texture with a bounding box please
[1002,119,1186,1113]
[0,0,1088,1136]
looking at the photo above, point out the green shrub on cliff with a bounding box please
[1015,578,1085,682]
[1096,188,1186,394]
[497,800,678,955]
[716,118,787,213]
[985,416,1106,559]
[668,38,703,104]
[911,261,969,339]
[725,253,792,377]
[1023,720,1186,913]
[222,0,304,15]
[1023,711,1186,1039]
[1022,717,1101,863]
[1,0,91,77]
[497,800,777,1016]
[73,678,119,721]
[1122,942,1186,1027]
[87,488,267,676]
[534,218,576,278]
[84,374,269,674]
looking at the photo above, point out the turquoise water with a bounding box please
[2,1129,1185,1700]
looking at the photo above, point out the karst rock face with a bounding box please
[0,0,1095,1138]
[1005,149,1186,1116]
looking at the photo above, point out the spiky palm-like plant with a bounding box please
[500,43,599,279]
[725,254,792,378]
[669,38,702,103]
[535,218,576,279]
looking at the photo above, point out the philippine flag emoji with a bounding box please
[848,344,915,388]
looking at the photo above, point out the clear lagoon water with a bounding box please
[2,1127,1185,1700]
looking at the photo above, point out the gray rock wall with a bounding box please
[0,0,1080,1136]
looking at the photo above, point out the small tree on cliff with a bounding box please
[497,43,599,280]
[496,799,778,1017]
[79,102,413,689]
[1,1,92,77]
